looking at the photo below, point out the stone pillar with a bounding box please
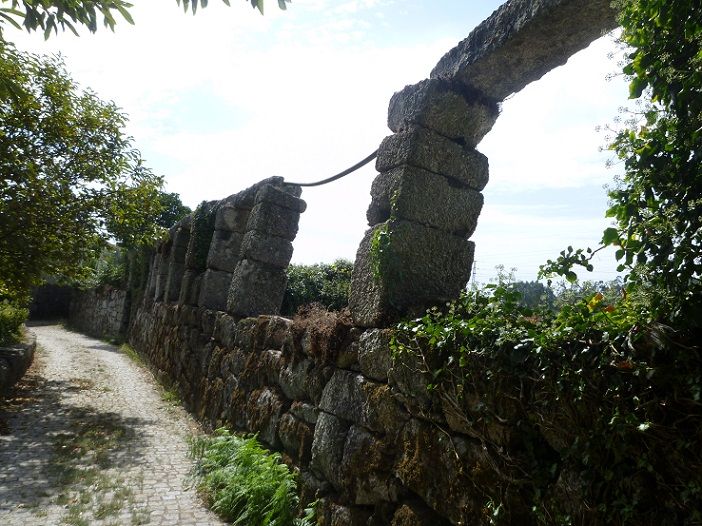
[163,216,192,303]
[153,238,172,302]
[349,78,498,327]
[179,201,218,306]
[227,183,306,317]
[197,190,254,312]
[145,252,158,303]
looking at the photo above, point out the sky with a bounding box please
[9,0,631,284]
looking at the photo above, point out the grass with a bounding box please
[47,409,150,525]
[189,428,316,526]
[161,385,181,406]
[120,343,145,367]
[120,343,183,411]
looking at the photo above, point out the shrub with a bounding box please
[0,300,28,345]
[391,282,702,525]
[189,429,315,526]
[281,259,353,315]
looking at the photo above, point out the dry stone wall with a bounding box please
[129,302,533,525]
[0,332,36,396]
[63,1,622,524]
[69,287,130,341]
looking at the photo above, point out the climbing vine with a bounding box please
[541,0,702,326]
[391,282,702,524]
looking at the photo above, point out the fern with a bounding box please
[189,428,314,526]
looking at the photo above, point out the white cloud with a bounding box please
[6,3,631,279]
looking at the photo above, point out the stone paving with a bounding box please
[0,323,226,526]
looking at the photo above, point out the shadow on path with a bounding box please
[0,357,153,511]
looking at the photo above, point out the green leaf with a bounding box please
[629,77,648,99]
[115,3,135,24]
[601,227,620,246]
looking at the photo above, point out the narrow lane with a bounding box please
[0,323,225,526]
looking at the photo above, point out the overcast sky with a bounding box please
[10,0,630,283]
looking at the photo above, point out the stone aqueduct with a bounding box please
[149,0,618,328]
[73,1,621,524]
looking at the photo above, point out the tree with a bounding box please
[541,0,702,325]
[0,0,289,39]
[155,192,192,229]
[281,259,353,315]
[0,44,163,301]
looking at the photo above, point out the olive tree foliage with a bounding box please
[0,0,289,39]
[541,0,702,325]
[0,45,163,301]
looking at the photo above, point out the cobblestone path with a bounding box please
[0,323,226,526]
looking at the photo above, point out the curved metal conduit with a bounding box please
[283,149,378,187]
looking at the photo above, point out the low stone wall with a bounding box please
[0,331,36,396]
[129,300,538,525]
[69,288,129,341]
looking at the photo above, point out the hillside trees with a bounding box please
[0,45,163,301]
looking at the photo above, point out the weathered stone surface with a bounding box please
[348,228,389,328]
[164,262,186,304]
[185,200,218,271]
[388,348,442,421]
[200,308,219,338]
[255,183,307,213]
[197,269,232,312]
[388,79,498,148]
[439,388,516,448]
[234,317,259,350]
[262,315,294,350]
[395,419,489,525]
[0,332,36,396]
[178,269,202,306]
[350,221,475,327]
[391,502,451,526]
[357,329,392,383]
[290,400,319,425]
[164,222,191,303]
[278,358,314,401]
[214,204,250,233]
[278,412,314,463]
[336,335,359,370]
[340,425,398,505]
[431,0,618,100]
[246,202,301,241]
[239,231,294,269]
[376,126,489,190]
[227,259,287,317]
[321,502,373,526]
[246,387,285,448]
[310,412,350,490]
[367,165,483,236]
[258,349,284,386]
[319,370,406,436]
[69,289,129,341]
[306,366,335,406]
[206,229,244,273]
[212,312,237,347]
[154,244,171,301]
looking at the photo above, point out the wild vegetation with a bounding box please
[281,259,353,315]
[0,300,26,344]
[189,428,315,526]
[392,1,702,523]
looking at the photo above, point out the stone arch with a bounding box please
[349,0,618,327]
